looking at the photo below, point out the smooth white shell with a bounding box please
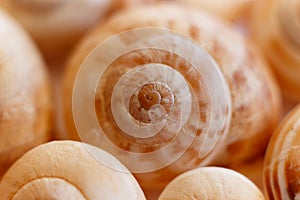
[0,0,114,59]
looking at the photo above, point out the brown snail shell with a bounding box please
[63,4,281,189]
[264,104,300,200]
[0,8,52,179]
[0,0,116,60]
[158,167,265,200]
[251,0,300,101]
[0,140,146,199]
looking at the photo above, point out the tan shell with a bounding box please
[0,140,146,199]
[251,0,300,101]
[63,4,281,189]
[177,0,255,21]
[0,0,116,60]
[158,167,265,200]
[0,9,52,179]
[264,104,300,200]
[121,0,255,21]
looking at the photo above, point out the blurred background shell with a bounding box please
[251,0,300,102]
[122,0,256,21]
[0,0,258,62]
[0,0,116,61]
[0,8,52,179]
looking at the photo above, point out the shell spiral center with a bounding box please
[129,81,174,123]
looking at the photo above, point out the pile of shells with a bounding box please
[0,0,299,199]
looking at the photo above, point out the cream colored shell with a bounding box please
[63,4,281,189]
[158,167,265,200]
[264,104,300,200]
[0,0,115,60]
[0,8,51,179]
[251,0,300,101]
[0,140,146,199]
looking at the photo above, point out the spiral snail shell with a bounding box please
[264,104,300,200]
[63,4,281,189]
[0,140,146,199]
[158,167,265,200]
[251,0,300,101]
[0,0,115,60]
[0,9,52,179]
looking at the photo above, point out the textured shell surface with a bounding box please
[158,167,265,200]
[63,4,281,189]
[0,141,146,200]
[264,104,300,200]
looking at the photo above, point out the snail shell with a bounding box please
[0,9,52,179]
[0,140,146,199]
[63,4,281,189]
[158,167,265,200]
[264,104,300,200]
[179,0,255,21]
[121,0,255,21]
[251,0,300,101]
[0,0,115,60]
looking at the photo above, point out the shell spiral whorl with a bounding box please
[0,141,146,200]
[72,28,232,177]
[264,104,300,200]
[110,62,192,141]
[64,4,281,189]
[129,80,175,124]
